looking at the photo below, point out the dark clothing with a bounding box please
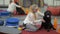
[16,2,26,15]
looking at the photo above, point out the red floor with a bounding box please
[22,30,60,34]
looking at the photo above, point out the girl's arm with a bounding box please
[15,3,21,8]
[37,11,44,16]
[33,19,42,23]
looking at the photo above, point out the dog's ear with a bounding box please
[44,10,51,15]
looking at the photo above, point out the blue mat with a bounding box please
[0,20,4,26]
[5,18,19,27]
[0,11,10,16]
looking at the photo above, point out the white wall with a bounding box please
[5,0,10,6]
[0,0,10,6]
[0,0,4,5]
[55,0,60,6]
[0,0,60,6]
[44,0,60,6]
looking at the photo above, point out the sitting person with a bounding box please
[15,2,26,15]
[23,4,45,31]
[7,0,21,16]
[39,10,56,32]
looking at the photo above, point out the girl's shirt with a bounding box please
[7,2,21,12]
[24,11,44,25]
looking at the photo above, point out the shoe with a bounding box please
[22,27,26,30]
[38,27,42,30]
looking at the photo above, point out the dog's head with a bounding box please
[44,10,51,18]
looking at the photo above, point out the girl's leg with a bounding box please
[39,22,45,30]
[26,24,38,31]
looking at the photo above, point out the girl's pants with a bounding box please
[23,23,38,31]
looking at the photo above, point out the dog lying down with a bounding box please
[39,10,56,32]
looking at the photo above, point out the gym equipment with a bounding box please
[0,10,10,16]
[5,17,19,27]
[46,0,60,16]
[57,26,60,34]
[54,17,58,29]
[47,6,60,16]
[0,20,4,26]
[18,27,22,30]
[1,11,10,16]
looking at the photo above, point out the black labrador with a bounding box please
[39,10,56,32]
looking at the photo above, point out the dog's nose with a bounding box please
[47,15,50,17]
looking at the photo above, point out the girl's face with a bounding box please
[32,9,38,13]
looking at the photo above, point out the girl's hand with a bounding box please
[33,22,36,24]
[41,19,45,22]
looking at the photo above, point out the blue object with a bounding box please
[0,12,1,16]
[6,18,20,27]
[0,10,11,16]
[1,11,10,16]
[0,20,4,26]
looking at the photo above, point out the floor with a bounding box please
[22,29,60,34]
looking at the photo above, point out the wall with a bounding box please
[0,0,10,6]
[0,0,43,7]
[44,0,60,6]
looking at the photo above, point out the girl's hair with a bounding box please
[30,4,38,11]
[29,4,40,19]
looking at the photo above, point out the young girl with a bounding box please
[23,4,45,31]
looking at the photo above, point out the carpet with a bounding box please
[22,30,60,34]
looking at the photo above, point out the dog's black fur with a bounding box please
[39,10,56,32]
